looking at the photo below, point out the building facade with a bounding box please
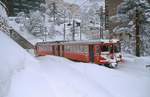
[1,0,45,16]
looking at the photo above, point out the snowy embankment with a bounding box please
[0,32,55,97]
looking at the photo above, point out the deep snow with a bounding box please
[0,32,55,97]
[37,55,150,97]
[0,31,150,97]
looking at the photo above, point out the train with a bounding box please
[34,39,122,68]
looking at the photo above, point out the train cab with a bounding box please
[94,40,122,68]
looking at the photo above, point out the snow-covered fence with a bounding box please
[9,28,34,49]
[0,1,9,33]
[0,1,7,18]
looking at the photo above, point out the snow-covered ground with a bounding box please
[37,55,150,97]
[0,31,150,97]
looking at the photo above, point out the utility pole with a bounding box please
[100,6,104,39]
[105,0,110,38]
[72,20,75,41]
[52,2,56,24]
[63,10,66,40]
[79,23,81,40]
[51,2,56,38]
[44,27,47,42]
[135,7,141,57]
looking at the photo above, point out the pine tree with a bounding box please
[112,0,150,56]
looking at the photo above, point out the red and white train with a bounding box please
[34,39,122,68]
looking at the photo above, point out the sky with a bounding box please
[63,0,87,5]
[63,0,104,7]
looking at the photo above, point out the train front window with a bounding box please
[114,43,121,53]
[101,45,109,52]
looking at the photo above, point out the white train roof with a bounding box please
[36,39,119,45]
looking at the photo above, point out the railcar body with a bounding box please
[35,39,122,68]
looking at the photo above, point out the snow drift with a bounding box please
[0,32,26,97]
[0,32,55,97]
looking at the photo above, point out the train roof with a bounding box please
[61,39,119,44]
[36,39,119,45]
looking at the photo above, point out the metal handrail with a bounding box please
[0,1,8,15]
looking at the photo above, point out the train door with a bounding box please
[57,45,60,56]
[60,45,64,57]
[34,44,39,56]
[89,45,94,63]
[52,45,55,55]
[60,45,62,56]
[55,45,58,56]
[94,44,101,64]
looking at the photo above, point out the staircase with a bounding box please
[9,29,34,49]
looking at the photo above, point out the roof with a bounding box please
[36,39,119,45]
[61,39,119,45]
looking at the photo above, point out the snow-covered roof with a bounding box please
[36,39,119,45]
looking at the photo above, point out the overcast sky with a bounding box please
[63,0,86,5]
[64,0,104,6]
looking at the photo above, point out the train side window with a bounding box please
[71,45,73,52]
[69,45,71,52]
[49,46,51,51]
[79,45,81,53]
[80,46,83,53]
[64,46,66,51]
[40,45,46,51]
[81,46,85,53]
[73,45,76,53]
[76,45,78,53]
[79,45,82,53]
[84,47,88,53]
[76,45,79,53]
[81,46,88,53]
[70,45,73,52]
[65,45,69,51]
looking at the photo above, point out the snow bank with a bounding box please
[0,32,26,97]
[0,32,55,97]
